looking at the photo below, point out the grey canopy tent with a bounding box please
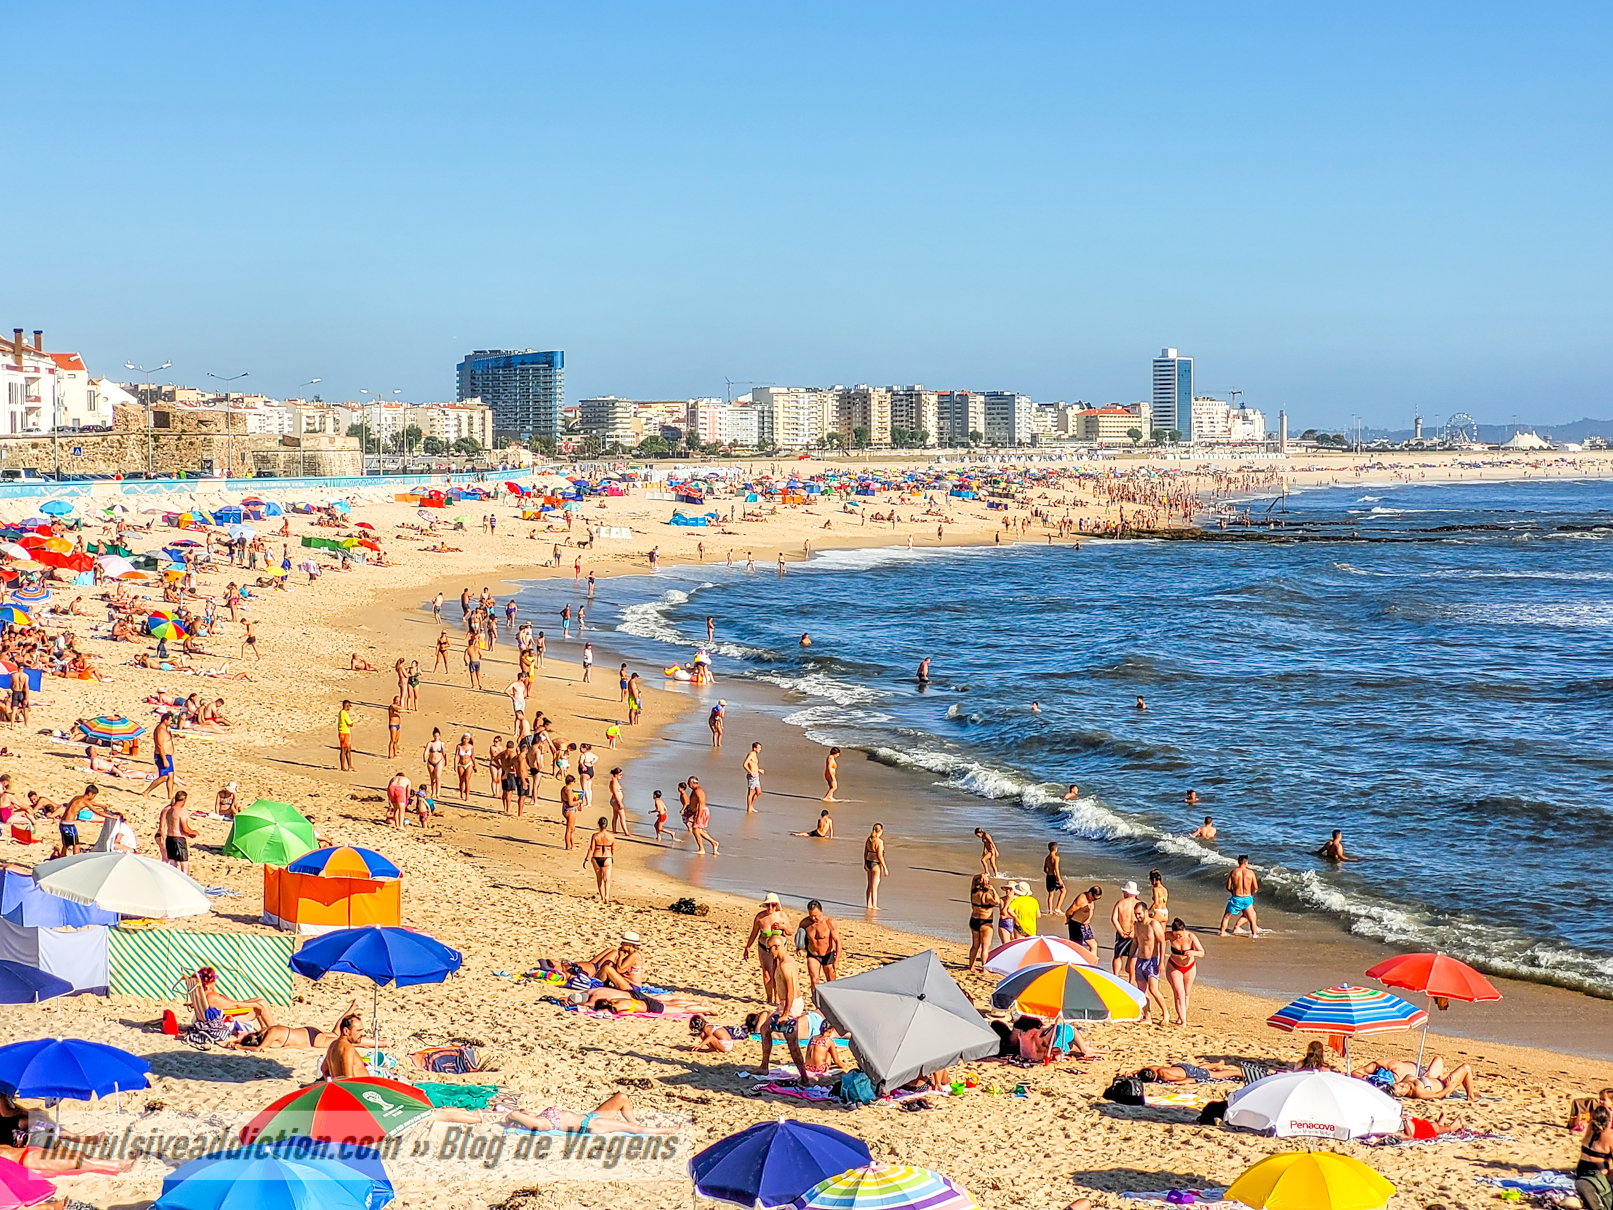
[814,949,1000,1093]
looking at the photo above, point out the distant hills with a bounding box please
[1364,417,1612,443]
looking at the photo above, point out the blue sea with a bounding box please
[519,476,1613,995]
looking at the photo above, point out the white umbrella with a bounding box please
[94,554,137,578]
[983,936,1095,974]
[1225,1069,1401,1140]
[297,558,321,574]
[0,542,30,561]
[33,852,211,919]
[227,524,256,540]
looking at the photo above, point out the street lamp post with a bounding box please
[359,389,401,476]
[124,360,172,477]
[291,378,321,477]
[207,371,249,478]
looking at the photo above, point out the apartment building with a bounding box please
[1190,398,1267,443]
[887,386,940,446]
[832,386,893,447]
[751,386,833,449]
[577,396,639,449]
[456,348,564,438]
[982,392,1034,446]
[936,391,986,446]
[2,328,116,433]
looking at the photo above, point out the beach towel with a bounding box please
[1363,1129,1511,1147]
[415,1083,508,1111]
[750,1082,837,1103]
[1473,1174,1573,1195]
[410,1045,481,1075]
[1145,1090,1216,1108]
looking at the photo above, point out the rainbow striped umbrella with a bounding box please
[0,607,29,626]
[148,617,189,640]
[795,1164,976,1210]
[9,584,49,605]
[287,847,401,880]
[79,715,147,743]
[990,961,1146,1022]
[984,935,1094,974]
[1267,985,1428,1036]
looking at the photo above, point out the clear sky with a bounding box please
[8,2,1610,428]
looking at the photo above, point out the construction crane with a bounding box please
[724,378,768,404]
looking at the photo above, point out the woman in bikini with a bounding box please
[487,737,505,797]
[433,631,451,672]
[454,734,477,800]
[863,823,889,910]
[229,1001,364,1052]
[405,659,421,711]
[503,1092,675,1137]
[560,775,581,849]
[1165,917,1203,1027]
[584,816,615,904]
[967,874,999,973]
[1576,1103,1612,1210]
[422,729,448,799]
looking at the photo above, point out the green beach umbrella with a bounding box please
[239,1077,433,1146]
[222,799,318,867]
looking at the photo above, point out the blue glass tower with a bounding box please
[456,349,565,439]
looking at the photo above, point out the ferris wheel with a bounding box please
[1442,412,1479,444]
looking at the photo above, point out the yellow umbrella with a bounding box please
[1226,1152,1394,1210]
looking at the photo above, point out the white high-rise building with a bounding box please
[982,392,1033,445]
[1152,348,1193,440]
[578,396,638,449]
[751,387,834,449]
[936,391,985,446]
[1190,397,1267,443]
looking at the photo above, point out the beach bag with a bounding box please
[1103,1077,1145,1106]
[836,1072,877,1106]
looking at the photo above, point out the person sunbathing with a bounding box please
[1012,1016,1107,1062]
[567,986,714,1015]
[1118,1059,1242,1084]
[197,966,275,1030]
[85,744,148,780]
[502,1092,675,1136]
[1395,1063,1479,1101]
[0,1142,137,1175]
[1395,1110,1467,1140]
[689,1013,762,1053]
[231,1001,365,1051]
[349,653,379,672]
[540,937,644,991]
[1354,1054,1443,1091]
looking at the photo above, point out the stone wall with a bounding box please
[0,425,361,479]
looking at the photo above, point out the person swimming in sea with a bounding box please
[1316,829,1360,862]
[1190,815,1216,840]
[916,656,931,683]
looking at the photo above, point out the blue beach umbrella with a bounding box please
[0,960,73,1004]
[290,926,462,1064]
[37,501,74,516]
[691,1119,872,1210]
[0,606,29,625]
[0,1037,150,1101]
[9,584,50,605]
[157,1144,393,1210]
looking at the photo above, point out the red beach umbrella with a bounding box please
[1366,952,1500,1068]
[1365,953,1501,1004]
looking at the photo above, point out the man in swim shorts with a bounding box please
[800,899,841,990]
[1064,885,1102,963]
[1112,880,1140,979]
[743,742,764,813]
[1221,855,1260,937]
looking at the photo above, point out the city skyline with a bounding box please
[6,3,1610,428]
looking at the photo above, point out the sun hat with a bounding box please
[1121,881,1140,896]
[620,932,641,946]
[762,892,781,905]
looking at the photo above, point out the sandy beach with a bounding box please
[2,449,1610,1210]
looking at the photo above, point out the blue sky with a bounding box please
[7,2,1609,428]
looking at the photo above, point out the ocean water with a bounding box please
[519,477,1613,996]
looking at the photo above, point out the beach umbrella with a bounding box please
[228,525,257,540]
[813,950,999,1095]
[240,1077,433,1146]
[8,584,49,606]
[0,1156,57,1209]
[0,543,30,561]
[354,522,375,531]
[794,1164,976,1210]
[34,550,92,572]
[0,1037,150,1102]
[990,961,1146,1022]
[223,800,318,867]
[691,1119,872,1210]
[0,961,73,1005]
[297,559,320,574]
[33,852,211,918]
[94,554,137,579]
[290,926,462,1064]
[157,1145,393,1210]
[149,616,190,640]
[0,607,29,625]
[77,714,147,743]
[1365,952,1500,1068]
[1267,986,1427,1067]
[287,847,400,880]
[983,936,1094,974]
[37,501,74,516]
[1225,1070,1401,1140]
[1224,1152,1393,1210]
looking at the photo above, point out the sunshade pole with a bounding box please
[1415,993,1430,1071]
[372,983,381,1068]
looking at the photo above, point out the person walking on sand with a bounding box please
[241,618,262,660]
[333,700,355,771]
[822,747,840,801]
[422,727,447,799]
[1220,855,1260,937]
[386,695,402,758]
[975,828,999,878]
[754,934,810,1084]
[1044,842,1067,913]
[708,701,725,749]
[432,592,443,622]
[743,742,764,813]
[584,817,614,904]
[155,790,197,875]
[454,733,476,800]
[743,892,790,1000]
[433,630,451,671]
[464,633,483,690]
[560,774,581,849]
[651,789,676,842]
[143,711,179,796]
[800,899,841,991]
[1166,916,1203,1026]
[581,642,594,683]
[1132,901,1167,1022]
[1111,880,1140,979]
[967,874,999,973]
[607,767,632,836]
[688,776,719,855]
[863,823,889,909]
